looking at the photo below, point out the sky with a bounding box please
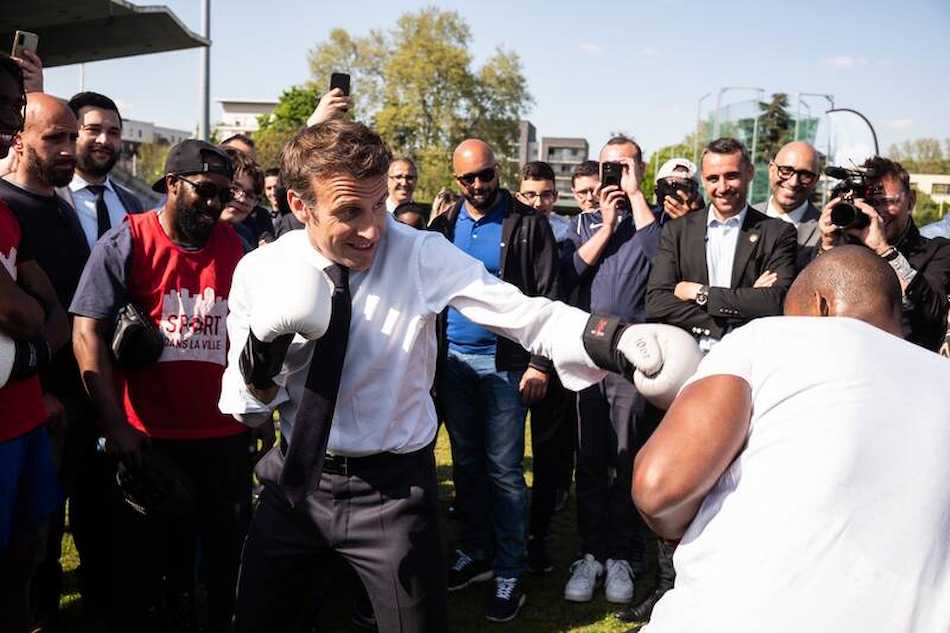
[42,0,950,161]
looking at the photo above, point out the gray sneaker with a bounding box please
[563,554,604,602]
[605,558,635,604]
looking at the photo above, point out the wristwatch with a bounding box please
[695,285,709,306]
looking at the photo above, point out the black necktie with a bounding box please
[87,184,111,238]
[279,264,351,504]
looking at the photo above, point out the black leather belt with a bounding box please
[279,436,430,477]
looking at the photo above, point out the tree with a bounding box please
[913,190,944,227]
[253,85,321,169]
[756,93,792,163]
[134,142,171,186]
[304,8,533,199]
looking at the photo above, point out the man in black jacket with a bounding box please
[815,156,950,351]
[646,138,798,349]
[429,138,558,622]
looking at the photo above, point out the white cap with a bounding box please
[656,158,698,183]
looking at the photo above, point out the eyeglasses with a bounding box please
[389,174,417,181]
[771,162,818,186]
[520,191,556,203]
[230,185,259,204]
[869,192,906,208]
[456,167,496,186]
[176,175,233,203]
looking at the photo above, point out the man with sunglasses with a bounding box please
[756,141,822,271]
[70,140,257,632]
[816,155,950,351]
[429,139,559,622]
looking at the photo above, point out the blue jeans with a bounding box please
[439,350,527,579]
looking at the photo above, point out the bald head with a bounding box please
[24,93,76,132]
[453,139,495,175]
[452,138,499,212]
[784,245,903,336]
[769,141,820,213]
[15,93,77,191]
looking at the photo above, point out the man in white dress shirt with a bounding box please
[219,119,686,632]
[59,92,142,250]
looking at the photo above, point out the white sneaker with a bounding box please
[563,554,604,602]
[605,558,635,603]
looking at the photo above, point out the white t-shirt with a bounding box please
[646,316,950,633]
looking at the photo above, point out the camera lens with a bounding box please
[830,202,870,230]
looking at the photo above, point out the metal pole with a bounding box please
[750,114,760,204]
[198,0,211,141]
[794,92,801,141]
[695,92,711,163]
[826,108,880,156]
[79,63,85,92]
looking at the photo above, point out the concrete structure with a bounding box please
[117,118,192,179]
[2,0,207,68]
[910,173,950,205]
[215,99,279,140]
[540,136,589,198]
[517,121,539,166]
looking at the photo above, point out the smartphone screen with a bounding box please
[601,161,623,189]
[329,72,351,97]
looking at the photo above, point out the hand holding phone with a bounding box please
[306,73,352,127]
[10,32,43,93]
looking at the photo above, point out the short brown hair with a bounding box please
[223,146,264,195]
[702,137,751,169]
[863,156,912,194]
[281,119,392,206]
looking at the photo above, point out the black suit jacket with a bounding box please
[646,206,798,340]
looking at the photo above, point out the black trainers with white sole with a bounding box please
[485,576,526,623]
[447,549,493,591]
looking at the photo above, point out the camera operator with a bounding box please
[817,156,950,351]
[653,158,703,224]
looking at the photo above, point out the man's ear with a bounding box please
[12,132,23,155]
[818,292,831,317]
[287,189,311,225]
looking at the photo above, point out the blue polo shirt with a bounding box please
[446,194,506,355]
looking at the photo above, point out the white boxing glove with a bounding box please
[240,250,335,390]
[0,333,13,389]
[582,315,702,410]
[617,324,702,409]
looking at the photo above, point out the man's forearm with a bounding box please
[576,225,614,266]
[629,191,656,231]
[73,318,128,435]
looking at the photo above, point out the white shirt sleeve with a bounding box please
[218,252,289,424]
[681,322,756,393]
[417,232,607,392]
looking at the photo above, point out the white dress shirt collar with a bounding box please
[765,197,808,227]
[707,204,748,228]
[69,172,116,194]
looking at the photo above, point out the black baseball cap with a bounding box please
[151,139,234,192]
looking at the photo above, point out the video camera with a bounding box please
[825,165,882,230]
[655,178,698,210]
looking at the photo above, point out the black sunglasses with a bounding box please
[176,175,233,203]
[456,167,496,186]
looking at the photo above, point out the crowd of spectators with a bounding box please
[1,47,949,633]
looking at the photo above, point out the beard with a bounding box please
[76,143,118,179]
[26,145,75,188]
[173,195,221,246]
[464,183,499,211]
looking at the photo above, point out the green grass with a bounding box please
[58,423,655,632]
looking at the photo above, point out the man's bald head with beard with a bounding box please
[13,93,77,192]
[784,245,904,337]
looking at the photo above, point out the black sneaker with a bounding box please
[448,549,493,591]
[616,586,668,624]
[527,538,554,575]
[485,577,525,623]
